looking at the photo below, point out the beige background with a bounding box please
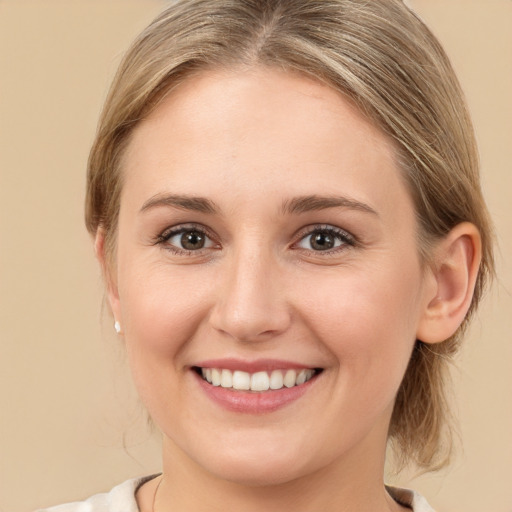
[0,1,510,511]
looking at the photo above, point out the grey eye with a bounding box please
[167,229,214,250]
[297,229,348,251]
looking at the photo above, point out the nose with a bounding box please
[209,246,292,343]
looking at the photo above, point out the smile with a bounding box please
[198,368,319,392]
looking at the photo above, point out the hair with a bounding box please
[85,0,494,472]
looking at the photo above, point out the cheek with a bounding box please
[298,260,422,388]
[116,262,215,426]
[117,259,213,363]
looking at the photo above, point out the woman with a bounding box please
[39,0,494,510]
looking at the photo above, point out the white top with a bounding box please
[37,476,435,512]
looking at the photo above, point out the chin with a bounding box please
[181,434,316,487]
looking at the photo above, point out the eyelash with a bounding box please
[153,224,218,256]
[153,223,356,256]
[292,224,356,255]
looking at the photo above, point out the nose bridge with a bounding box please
[210,239,290,342]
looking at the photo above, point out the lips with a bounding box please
[192,359,323,413]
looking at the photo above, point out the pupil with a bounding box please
[181,231,205,250]
[311,232,334,251]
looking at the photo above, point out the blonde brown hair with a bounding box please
[85,0,494,471]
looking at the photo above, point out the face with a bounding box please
[107,67,433,486]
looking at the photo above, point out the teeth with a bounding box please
[269,370,284,390]
[296,369,307,385]
[250,371,270,391]
[211,368,221,386]
[200,368,316,391]
[232,370,250,390]
[283,369,297,388]
[220,369,232,388]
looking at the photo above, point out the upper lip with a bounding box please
[192,358,320,373]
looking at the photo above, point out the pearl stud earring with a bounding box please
[114,321,121,334]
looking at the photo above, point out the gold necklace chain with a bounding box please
[152,475,163,512]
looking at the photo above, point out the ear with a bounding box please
[94,229,123,334]
[416,222,482,344]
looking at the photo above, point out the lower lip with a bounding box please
[193,371,318,414]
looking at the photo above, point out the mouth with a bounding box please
[194,367,322,392]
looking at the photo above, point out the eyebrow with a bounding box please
[139,193,378,217]
[281,195,378,216]
[140,194,219,214]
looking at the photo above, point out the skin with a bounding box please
[97,67,481,512]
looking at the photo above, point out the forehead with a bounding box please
[121,67,412,219]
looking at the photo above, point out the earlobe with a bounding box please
[416,222,482,344]
[94,228,122,325]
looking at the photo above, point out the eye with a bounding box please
[156,225,217,253]
[295,226,354,252]
[170,229,209,250]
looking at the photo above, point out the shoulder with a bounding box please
[36,475,159,512]
[386,486,437,512]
